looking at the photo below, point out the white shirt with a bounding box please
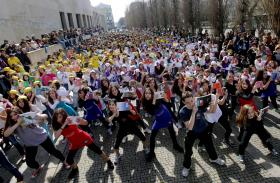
[204,95,222,123]
[254,59,266,71]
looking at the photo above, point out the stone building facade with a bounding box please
[0,0,106,42]
[94,3,115,30]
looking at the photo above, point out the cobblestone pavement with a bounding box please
[1,95,280,183]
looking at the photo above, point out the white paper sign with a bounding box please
[155,91,165,100]
[117,102,130,111]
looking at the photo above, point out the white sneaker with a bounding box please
[209,158,225,166]
[144,128,151,134]
[271,149,278,156]
[182,167,190,177]
[122,136,128,143]
[238,155,244,163]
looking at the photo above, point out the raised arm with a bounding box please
[4,119,22,137]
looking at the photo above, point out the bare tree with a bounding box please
[208,0,229,36]
[261,0,280,37]
[171,0,179,27]
[236,0,249,25]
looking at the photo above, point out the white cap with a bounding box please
[122,64,127,68]
[105,63,110,67]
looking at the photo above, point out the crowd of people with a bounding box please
[0,27,280,182]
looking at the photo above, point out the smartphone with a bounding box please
[255,81,263,88]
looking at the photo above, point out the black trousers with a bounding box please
[218,115,232,141]
[198,123,214,147]
[229,95,237,117]
[262,96,278,109]
[25,137,65,169]
[114,126,146,149]
[238,125,273,155]
[183,130,218,169]
[149,125,179,154]
[66,142,103,165]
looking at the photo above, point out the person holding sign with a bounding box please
[142,87,184,162]
[179,92,225,178]
[107,100,147,165]
[4,107,66,178]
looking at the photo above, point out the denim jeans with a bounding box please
[0,148,23,181]
[4,135,25,156]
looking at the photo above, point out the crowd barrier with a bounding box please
[27,44,63,64]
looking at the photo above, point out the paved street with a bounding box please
[1,95,280,183]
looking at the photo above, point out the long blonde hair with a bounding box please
[236,104,252,127]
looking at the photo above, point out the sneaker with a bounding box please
[68,167,78,180]
[144,128,151,134]
[114,155,121,165]
[107,160,114,170]
[238,155,244,163]
[31,165,43,178]
[271,149,278,156]
[209,158,225,166]
[173,144,184,153]
[122,136,128,143]
[182,167,190,177]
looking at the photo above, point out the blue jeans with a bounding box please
[4,135,25,156]
[0,148,23,181]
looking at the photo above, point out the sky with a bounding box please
[90,0,135,22]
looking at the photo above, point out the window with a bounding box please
[90,16,93,27]
[76,14,82,28]
[59,12,67,30]
[67,13,74,28]
[87,15,91,27]
[82,15,87,27]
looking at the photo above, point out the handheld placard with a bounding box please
[117,102,130,111]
